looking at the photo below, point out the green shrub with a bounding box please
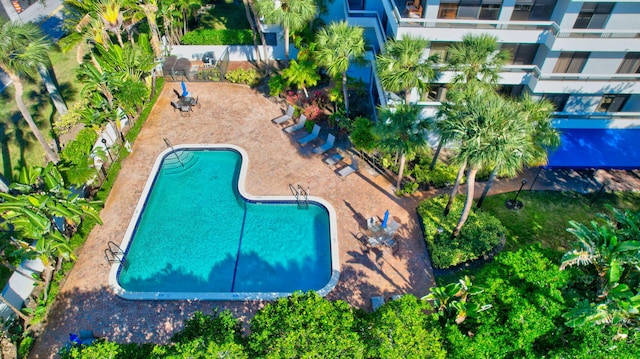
[396,181,419,196]
[60,128,98,165]
[171,310,242,345]
[304,119,316,133]
[225,68,261,87]
[349,116,377,150]
[195,68,222,81]
[181,29,253,45]
[418,195,505,268]
[412,162,460,188]
[268,75,287,97]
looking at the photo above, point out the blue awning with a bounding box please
[546,128,640,170]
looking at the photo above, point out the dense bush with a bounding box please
[349,117,376,151]
[411,162,461,188]
[60,128,98,165]
[418,195,505,268]
[225,68,261,87]
[268,75,287,97]
[181,29,253,45]
[248,291,366,358]
[194,68,221,81]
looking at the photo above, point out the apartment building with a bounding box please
[338,0,640,131]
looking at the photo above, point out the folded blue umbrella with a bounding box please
[181,81,190,97]
[381,210,390,228]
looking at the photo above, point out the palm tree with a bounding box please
[315,21,365,117]
[476,94,560,208]
[444,86,526,237]
[430,33,510,170]
[376,35,440,104]
[282,47,320,98]
[254,0,317,66]
[374,103,431,190]
[447,33,511,86]
[174,0,202,37]
[0,21,60,163]
[135,0,163,58]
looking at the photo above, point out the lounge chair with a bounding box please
[323,152,343,167]
[313,134,335,154]
[337,157,359,179]
[272,106,294,125]
[297,124,321,145]
[371,296,385,311]
[283,115,307,133]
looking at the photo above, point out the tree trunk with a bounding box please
[342,72,349,117]
[453,166,479,238]
[242,0,261,64]
[476,166,498,209]
[444,159,466,217]
[249,0,270,73]
[396,151,406,190]
[9,74,60,163]
[405,87,411,104]
[284,26,290,67]
[430,139,444,170]
[38,65,68,116]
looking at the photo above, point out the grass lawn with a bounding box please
[0,44,81,179]
[195,0,250,30]
[435,190,640,284]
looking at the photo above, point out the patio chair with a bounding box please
[384,219,400,237]
[313,134,335,154]
[179,104,192,117]
[323,152,343,167]
[297,124,321,145]
[283,115,307,133]
[371,296,385,311]
[272,106,294,125]
[170,101,180,112]
[337,157,359,179]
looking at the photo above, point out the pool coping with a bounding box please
[108,144,340,301]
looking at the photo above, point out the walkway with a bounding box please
[28,82,640,358]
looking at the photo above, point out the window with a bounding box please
[437,0,502,20]
[511,0,556,21]
[438,3,458,19]
[502,43,539,65]
[617,53,640,74]
[595,95,629,112]
[497,85,524,98]
[429,42,451,63]
[543,94,569,111]
[264,33,277,46]
[427,85,448,102]
[573,3,614,29]
[553,52,589,73]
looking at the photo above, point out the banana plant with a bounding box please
[422,275,491,324]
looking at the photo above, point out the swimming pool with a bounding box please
[109,144,339,300]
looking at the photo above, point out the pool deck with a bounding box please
[29,83,439,357]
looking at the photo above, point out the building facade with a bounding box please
[338,0,640,129]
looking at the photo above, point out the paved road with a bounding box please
[0,0,65,92]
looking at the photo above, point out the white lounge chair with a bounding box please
[297,124,321,145]
[313,134,335,154]
[337,157,359,179]
[323,152,343,167]
[283,115,307,133]
[272,106,294,125]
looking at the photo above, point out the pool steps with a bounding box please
[162,150,198,174]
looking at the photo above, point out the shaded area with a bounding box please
[547,128,640,170]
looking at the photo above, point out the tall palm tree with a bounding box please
[374,103,431,190]
[254,0,317,66]
[430,33,510,169]
[135,0,163,58]
[174,0,202,37]
[447,33,511,86]
[315,21,365,117]
[0,21,60,163]
[444,86,526,237]
[476,94,560,208]
[376,35,440,104]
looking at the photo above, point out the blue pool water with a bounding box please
[116,148,333,296]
